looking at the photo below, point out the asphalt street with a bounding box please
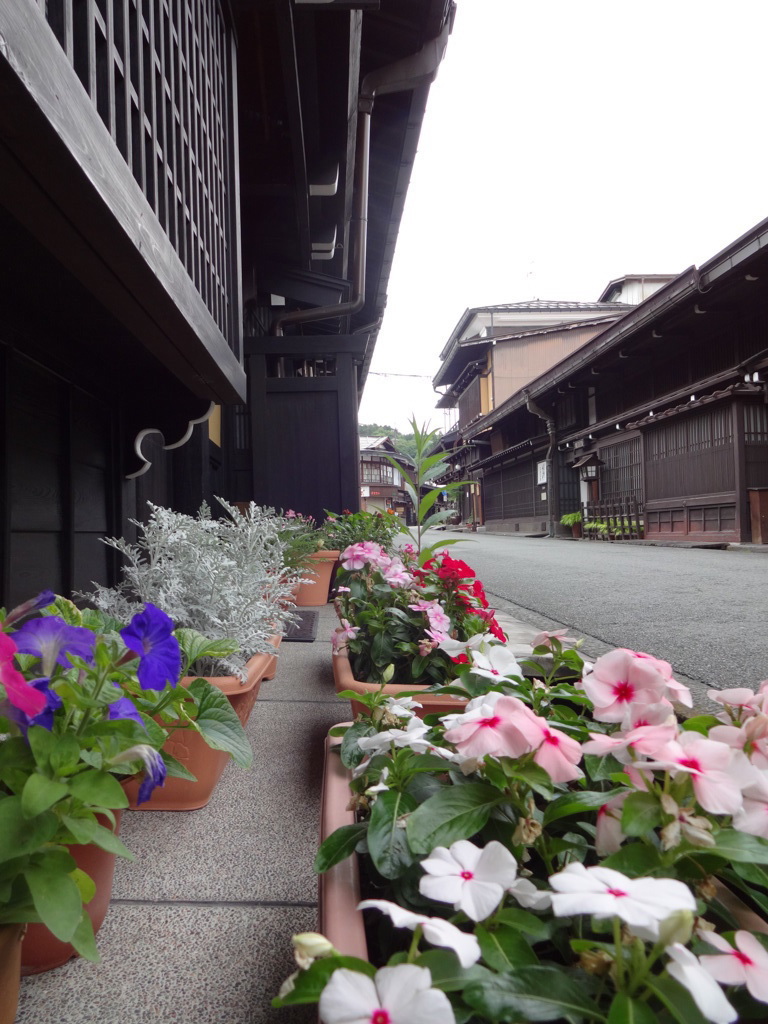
[430,530,768,710]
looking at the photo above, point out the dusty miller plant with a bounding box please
[81,499,302,679]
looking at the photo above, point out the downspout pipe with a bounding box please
[271,6,454,336]
[525,389,559,538]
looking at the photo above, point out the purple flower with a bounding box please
[110,744,167,804]
[8,676,62,732]
[4,591,56,626]
[120,603,181,691]
[12,617,96,676]
[108,696,144,727]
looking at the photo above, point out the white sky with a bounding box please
[358,0,768,434]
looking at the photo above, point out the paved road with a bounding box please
[428,531,768,708]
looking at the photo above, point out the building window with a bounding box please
[361,458,394,485]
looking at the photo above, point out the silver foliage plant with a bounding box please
[81,498,303,680]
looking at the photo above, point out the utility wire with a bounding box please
[368,371,434,378]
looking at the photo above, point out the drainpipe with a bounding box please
[524,389,558,537]
[271,6,455,335]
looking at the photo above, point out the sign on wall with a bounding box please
[537,461,547,484]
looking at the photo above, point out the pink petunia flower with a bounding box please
[0,632,47,717]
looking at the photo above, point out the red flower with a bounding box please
[478,609,507,642]
[452,653,470,665]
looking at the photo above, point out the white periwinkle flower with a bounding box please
[357,716,430,756]
[419,839,520,922]
[318,964,455,1024]
[665,944,737,1024]
[548,862,696,940]
[358,899,480,967]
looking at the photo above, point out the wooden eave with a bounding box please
[0,2,246,404]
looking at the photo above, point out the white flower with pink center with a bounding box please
[438,632,493,659]
[665,944,737,1023]
[548,862,695,938]
[357,899,480,967]
[595,792,629,855]
[531,629,578,649]
[319,964,455,1024]
[582,719,678,765]
[469,645,522,682]
[419,840,520,922]
[700,930,768,1003]
[708,686,764,723]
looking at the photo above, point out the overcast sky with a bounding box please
[358,0,768,434]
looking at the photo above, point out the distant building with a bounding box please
[359,437,413,522]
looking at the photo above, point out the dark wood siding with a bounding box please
[457,376,481,430]
[598,437,643,503]
[645,406,734,500]
[745,401,768,488]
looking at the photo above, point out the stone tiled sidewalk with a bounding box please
[15,603,547,1024]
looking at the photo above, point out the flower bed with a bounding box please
[276,631,768,1023]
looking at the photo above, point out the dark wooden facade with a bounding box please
[0,0,451,604]
[437,221,768,544]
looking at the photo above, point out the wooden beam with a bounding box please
[0,1,246,403]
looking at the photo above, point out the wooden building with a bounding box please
[0,0,453,605]
[434,226,768,544]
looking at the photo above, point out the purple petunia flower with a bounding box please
[4,591,57,627]
[109,743,167,804]
[8,676,62,732]
[108,696,144,727]
[120,603,181,691]
[12,617,96,676]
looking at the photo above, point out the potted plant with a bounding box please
[274,637,768,1024]
[322,508,404,557]
[0,592,246,984]
[280,511,341,607]
[82,498,297,682]
[559,509,583,538]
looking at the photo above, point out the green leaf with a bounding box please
[271,955,375,1007]
[61,816,134,860]
[340,722,377,769]
[187,679,252,769]
[475,924,538,972]
[25,863,83,941]
[680,715,720,736]
[407,784,501,855]
[732,860,768,890]
[49,734,82,776]
[608,993,658,1024]
[414,949,495,992]
[26,726,58,769]
[621,791,662,837]
[583,753,625,783]
[543,789,624,826]
[21,773,69,818]
[600,842,663,876]
[313,823,368,873]
[0,797,58,861]
[367,790,417,879]
[464,966,604,1023]
[69,909,101,962]
[175,628,239,672]
[692,829,768,864]
[499,761,554,800]
[495,907,555,940]
[68,770,129,809]
[70,867,96,905]
[162,752,197,782]
[645,976,710,1024]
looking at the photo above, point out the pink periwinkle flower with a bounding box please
[512,713,584,783]
[443,695,537,759]
[732,771,768,839]
[700,930,768,1003]
[331,619,360,654]
[531,629,578,649]
[582,718,679,765]
[596,792,629,856]
[583,648,690,723]
[643,731,756,816]
[708,687,764,724]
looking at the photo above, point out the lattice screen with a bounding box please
[40,0,238,351]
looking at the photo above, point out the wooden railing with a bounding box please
[583,498,644,541]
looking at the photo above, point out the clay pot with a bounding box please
[331,643,466,720]
[20,811,123,974]
[318,729,368,958]
[295,550,340,607]
[0,924,25,1021]
[125,640,279,811]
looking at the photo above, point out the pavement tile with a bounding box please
[16,903,317,1024]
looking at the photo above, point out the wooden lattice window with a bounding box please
[40,0,238,351]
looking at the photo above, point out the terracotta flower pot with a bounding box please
[318,729,368,958]
[0,924,25,1021]
[295,550,341,607]
[331,643,466,719]
[20,811,123,974]
[125,640,279,811]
